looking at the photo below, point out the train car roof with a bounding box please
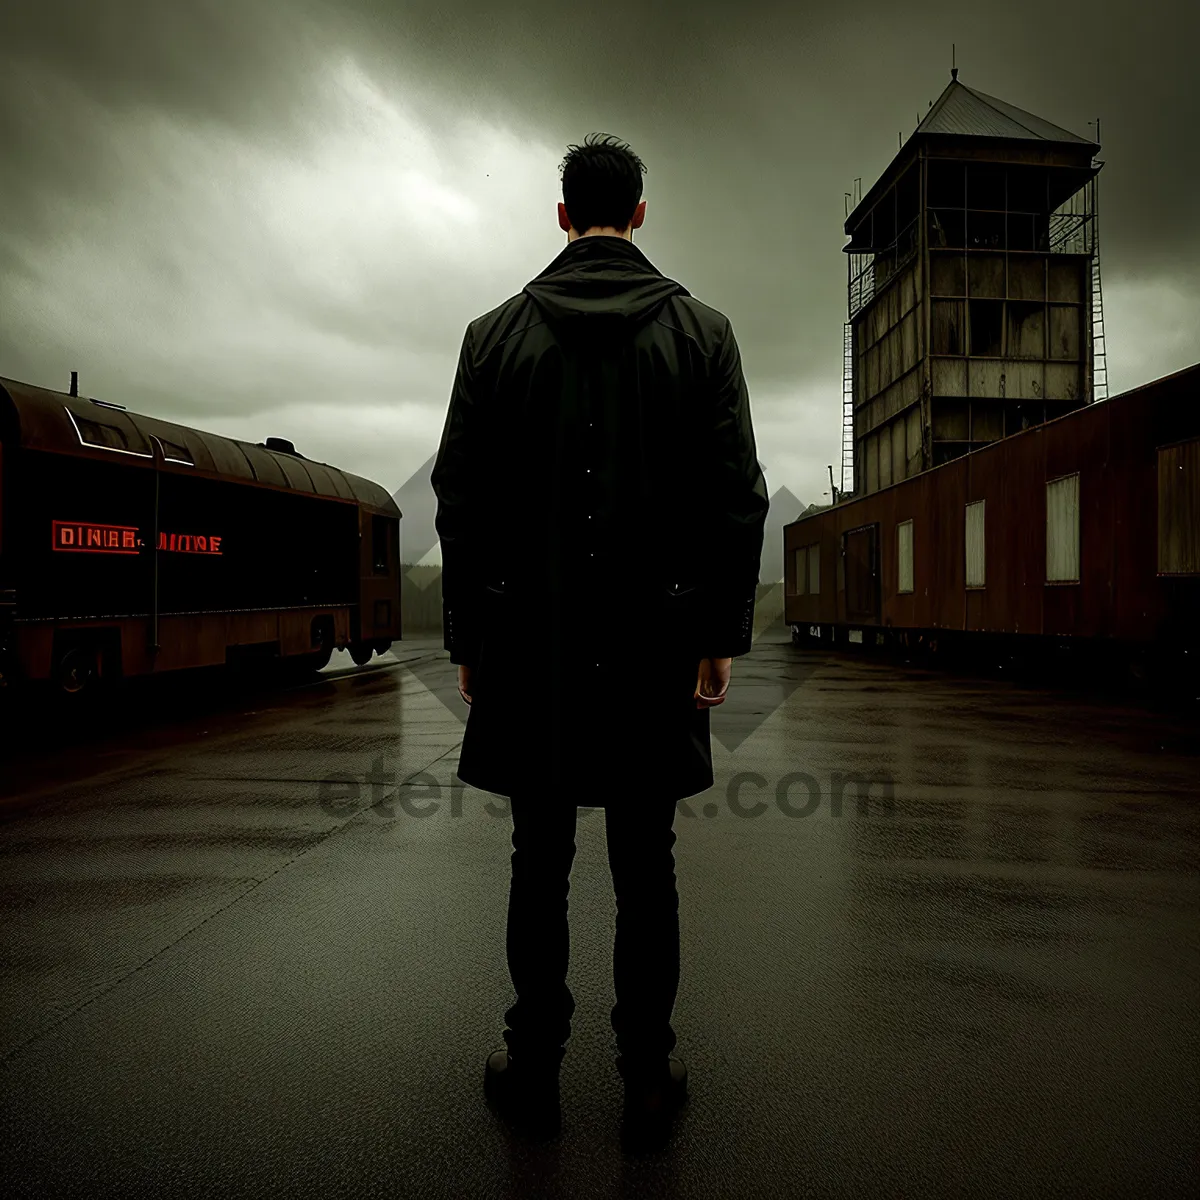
[0,375,400,518]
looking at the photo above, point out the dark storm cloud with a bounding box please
[291,0,1200,417]
[0,2,316,239]
[10,1,1193,256]
[1,0,1196,498]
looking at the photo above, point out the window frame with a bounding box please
[1045,471,1081,584]
[897,519,914,594]
[790,542,821,596]
[965,499,986,589]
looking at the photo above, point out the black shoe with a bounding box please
[618,1054,688,1153]
[483,1049,562,1139]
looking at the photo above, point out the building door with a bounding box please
[842,524,880,623]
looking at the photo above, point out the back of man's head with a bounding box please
[559,133,647,238]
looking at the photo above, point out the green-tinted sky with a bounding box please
[2,0,1196,506]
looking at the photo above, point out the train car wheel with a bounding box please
[349,642,374,667]
[56,646,99,695]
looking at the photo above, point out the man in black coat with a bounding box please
[431,132,768,1147]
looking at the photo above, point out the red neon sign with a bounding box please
[52,521,224,555]
[52,521,140,554]
[155,531,222,554]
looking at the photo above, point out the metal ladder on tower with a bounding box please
[841,322,854,495]
[1091,255,1109,401]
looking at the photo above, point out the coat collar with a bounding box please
[523,236,690,327]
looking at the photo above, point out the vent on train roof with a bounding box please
[262,437,305,457]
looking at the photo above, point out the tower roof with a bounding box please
[845,74,1100,235]
[917,77,1096,146]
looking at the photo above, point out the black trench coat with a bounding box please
[431,235,768,807]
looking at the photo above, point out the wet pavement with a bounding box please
[1,634,1197,1197]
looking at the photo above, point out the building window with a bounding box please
[965,500,986,588]
[159,438,194,465]
[1157,439,1200,574]
[931,300,965,355]
[968,300,1004,357]
[792,543,820,595]
[1046,473,1081,583]
[897,520,914,594]
[65,409,152,458]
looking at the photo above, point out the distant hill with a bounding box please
[760,485,806,584]
[392,452,439,568]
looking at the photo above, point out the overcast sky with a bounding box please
[2,0,1197,527]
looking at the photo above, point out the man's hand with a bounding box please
[457,664,473,705]
[695,657,732,708]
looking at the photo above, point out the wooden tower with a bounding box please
[842,71,1103,496]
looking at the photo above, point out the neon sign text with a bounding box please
[156,532,222,554]
[52,521,140,554]
[52,521,223,555]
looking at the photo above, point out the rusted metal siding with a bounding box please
[784,362,1200,644]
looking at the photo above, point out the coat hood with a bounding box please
[522,235,690,330]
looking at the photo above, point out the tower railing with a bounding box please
[847,214,920,321]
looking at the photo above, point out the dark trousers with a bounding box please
[502,792,680,1067]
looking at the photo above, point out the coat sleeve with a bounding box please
[431,323,486,667]
[697,317,770,659]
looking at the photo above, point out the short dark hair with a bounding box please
[559,132,647,235]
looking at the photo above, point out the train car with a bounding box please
[0,374,402,697]
[783,362,1200,682]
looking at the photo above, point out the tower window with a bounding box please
[927,210,965,249]
[967,163,1006,209]
[968,301,1004,357]
[1007,166,1048,214]
[1006,302,1045,359]
[932,300,965,355]
[927,160,965,208]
